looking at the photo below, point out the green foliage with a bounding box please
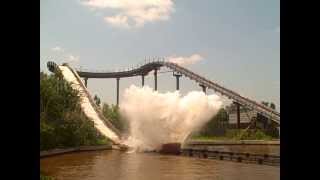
[270,103,276,110]
[40,174,55,180]
[102,103,127,132]
[94,95,101,107]
[40,171,55,180]
[193,106,277,141]
[198,108,228,136]
[193,129,273,141]
[40,72,109,151]
[96,137,110,145]
[191,135,230,141]
[226,129,273,140]
[261,101,269,107]
[40,72,79,123]
[261,101,276,110]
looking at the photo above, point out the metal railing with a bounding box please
[162,62,280,124]
[63,64,123,143]
[61,58,280,124]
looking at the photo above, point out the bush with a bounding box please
[40,171,55,180]
[198,108,228,137]
[192,129,273,141]
[102,103,128,133]
[226,129,273,140]
[40,174,54,180]
[40,72,109,151]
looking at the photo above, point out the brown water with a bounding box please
[40,150,279,180]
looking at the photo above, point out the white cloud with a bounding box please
[66,54,80,62]
[49,46,80,64]
[167,54,204,66]
[51,46,64,52]
[81,0,175,28]
[275,26,280,33]
[104,14,130,28]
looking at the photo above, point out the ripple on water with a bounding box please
[40,150,279,180]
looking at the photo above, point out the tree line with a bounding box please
[40,72,107,151]
[40,70,277,150]
[93,93,278,140]
[93,95,128,134]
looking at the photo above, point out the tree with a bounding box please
[261,101,276,110]
[40,72,107,151]
[94,95,101,107]
[270,103,276,110]
[199,108,228,136]
[102,103,127,132]
[261,101,269,107]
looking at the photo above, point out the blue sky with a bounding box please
[40,0,280,110]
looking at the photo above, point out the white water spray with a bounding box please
[120,85,222,151]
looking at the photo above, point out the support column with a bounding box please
[234,102,241,129]
[142,75,145,87]
[116,78,120,107]
[199,84,207,94]
[173,72,182,90]
[154,69,158,91]
[84,77,88,87]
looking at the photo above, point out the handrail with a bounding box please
[163,62,280,116]
[63,64,123,143]
[51,60,280,125]
[162,62,280,124]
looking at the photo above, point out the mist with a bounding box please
[120,85,222,151]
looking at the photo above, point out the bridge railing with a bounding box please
[64,65,123,142]
[162,62,280,123]
[75,57,166,74]
[71,58,279,124]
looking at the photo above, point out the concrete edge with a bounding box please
[40,145,112,158]
[186,140,280,146]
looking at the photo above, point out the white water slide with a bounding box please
[58,65,121,144]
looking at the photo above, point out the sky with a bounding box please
[40,0,280,111]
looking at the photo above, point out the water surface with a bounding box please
[40,150,279,180]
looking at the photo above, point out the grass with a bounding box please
[40,175,54,180]
[40,171,55,180]
[191,135,231,141]
[192,129,274,141]
[96,137,110,145]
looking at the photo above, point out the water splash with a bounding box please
[120,85,222,151]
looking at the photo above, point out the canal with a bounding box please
[40,150,279,180]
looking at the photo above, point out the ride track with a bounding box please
[48,59,280,127]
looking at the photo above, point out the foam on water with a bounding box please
[120,85,222,151]
[58,66,222,150]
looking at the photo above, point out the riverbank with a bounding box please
[182,140,280,166]
[40,140,280,166]
[40,144,112,158]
